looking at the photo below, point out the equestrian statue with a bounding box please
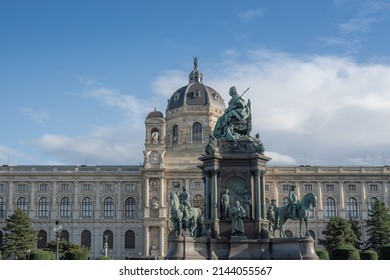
[169,186,203,237]
[273,192,317,238]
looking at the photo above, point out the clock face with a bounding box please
[149,151,160,164]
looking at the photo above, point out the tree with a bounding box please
[318,216,358,252]
[348,216,363,249]
[365,201,390,251]
[46,239,90,260]
[1,209,37,259]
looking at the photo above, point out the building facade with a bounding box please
[1,60,389,259]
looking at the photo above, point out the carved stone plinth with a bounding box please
[270,237,318,260]
[165,232,206,260]
[228,236,251,259]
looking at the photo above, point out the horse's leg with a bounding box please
[305,217,309,237]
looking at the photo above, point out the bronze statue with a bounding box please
[169,187,203,237]
[266,199,277,233]
[273,192,317,238]
[220,189,230,219]
[213,86,251,140]
[230,200,246,236]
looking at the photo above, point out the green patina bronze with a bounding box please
[213,86,252,140]
[169,186,203,237]
[273,192,317,238]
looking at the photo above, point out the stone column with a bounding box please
[144,177,150,208]
[159,226,165,256]
[203,174,209,219]
[213,169,219,220]
[144,226,150,256]
[159,177,165,208]
[253,169,261,220]
[260,170,266,220]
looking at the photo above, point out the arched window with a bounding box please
[37,230,47,249]
[103,230,113,249]
[125,230,135,249]
[347,197,358,219]
[124,197,136,218]
[38,197,49,218]
[325,197,336,218]
[191,194,204,209]
[0,197,5,217]
[192,122,202,142]
[61,230,70,241]
[368,197,379,211]
[60,197,71,218]
[16,197,28,213]
[172,125,178,144]
[282,197,289,207]
[82,197,93,218]
[81,230,91,248]
[103,197,115,218]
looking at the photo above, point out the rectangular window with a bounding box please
[104,184,112,191]
[265,184,270,191]
[126,184,136,191]
[193,181,203,189]
[0,184,5,191]
[304,184,313,192]
[172,181,181,189]
[17,184,28,191]
[61,184,70,192]
[325,184,335,192]
[282,184,290,191]
[348,184,357,192]
[369,184,378,192]
[82,184,92,192]
[39,184,48,191]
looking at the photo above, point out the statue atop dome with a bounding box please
[212,86,252,141]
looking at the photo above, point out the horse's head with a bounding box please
[305,192,317,207]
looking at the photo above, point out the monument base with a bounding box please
[166,236,318,260]
[165,233,206,260]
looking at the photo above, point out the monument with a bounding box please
[166,85,318,260]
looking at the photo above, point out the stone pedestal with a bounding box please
[165,232,206,260]
[228,236,252,259]
[270,237,318,260]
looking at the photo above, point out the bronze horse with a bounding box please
[169,192,203,237]
[273,192,317,238]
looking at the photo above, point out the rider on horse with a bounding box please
[287,185,299,219]
[179,185,192,224]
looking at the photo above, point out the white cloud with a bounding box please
[24,49,390,166]
[238,9,264,21]
[205,50,390,166]
[20,107,50,124]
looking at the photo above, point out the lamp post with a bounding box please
[54,220,62,260]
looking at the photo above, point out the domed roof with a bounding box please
[147,108,164,118]
[167,57,225,111]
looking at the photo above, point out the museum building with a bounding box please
[0,60,389,259]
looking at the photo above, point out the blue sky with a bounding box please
[1,0,390,166]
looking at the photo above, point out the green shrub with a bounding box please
[331,245,360,260]
[379,244,390,260]
[315,249,329,260]
[63,248,89,260]
[29,249,55,260]
[359,249,378,260]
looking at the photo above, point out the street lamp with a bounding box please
[54,220,62,260]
